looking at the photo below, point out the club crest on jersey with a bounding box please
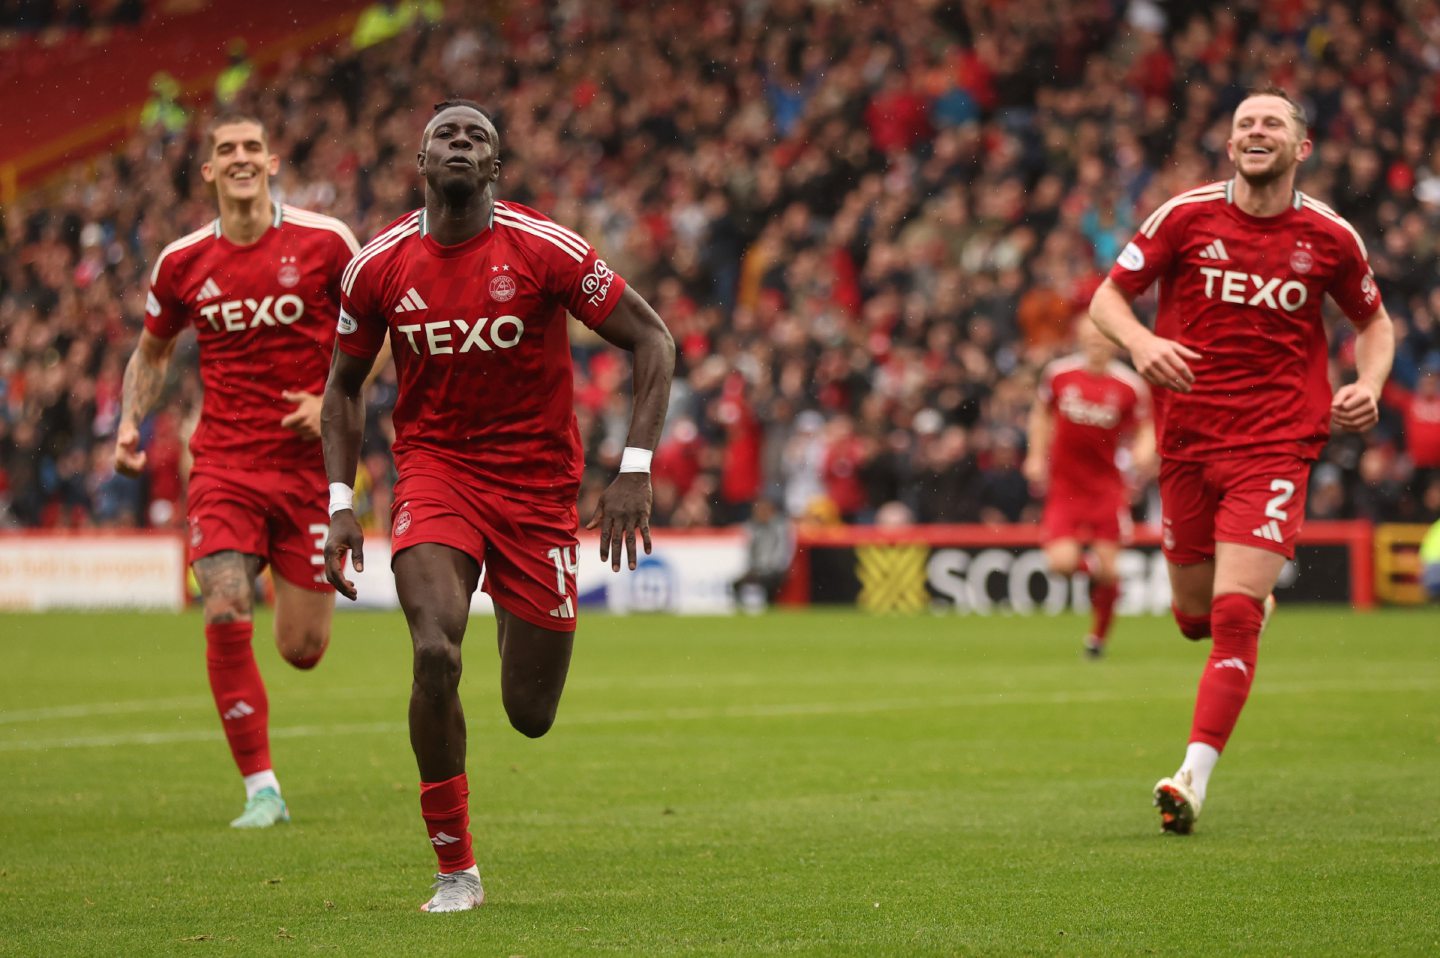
[489,265,517,303]
[277,255,301,288]
[1290,249,1314,274]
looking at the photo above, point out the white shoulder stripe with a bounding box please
[282,207,361,255]
[494,209,589,257]
[150,224,214,284]
[1139,187,1227,238]
[495,202,589,250]
[1106,360,1150,394]
[342,212,421,293]
[495,214,585,262]
[342,223,420,296]
[1300,197,1368,260]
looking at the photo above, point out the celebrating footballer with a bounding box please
[321,99,675,912]
[1089,88,1394,835]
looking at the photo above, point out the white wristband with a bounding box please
[328,482,354,516]
[619,446,653,474]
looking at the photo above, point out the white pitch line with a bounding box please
[2,677,1435,753]
[0,686,395,725]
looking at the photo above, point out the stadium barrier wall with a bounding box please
[0,522,1375,613]
[778,521,1375,613]
[0,531,187,611]
[1372,523,1433,605]
[346,531,748,614]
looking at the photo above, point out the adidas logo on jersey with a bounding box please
[198,277,223,300]
[1252,519,1283,542]
[394,287,428,313]
[1197,239,1230,261]
[222,701,256,721]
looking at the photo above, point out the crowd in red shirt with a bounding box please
[3,0,1439,531]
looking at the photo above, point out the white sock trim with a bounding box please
[1180,742,1220,801]
[243,769,281,800]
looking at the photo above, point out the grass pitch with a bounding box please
[1,606,1437,956]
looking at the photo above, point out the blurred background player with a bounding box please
[1090,88,1394,834]
[322,100,674,912]
[1025,317,1154,657]
[115,114,360,828]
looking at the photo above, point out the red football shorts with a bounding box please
[1159,453,1312,564]
[187,466,330,591]
[389,471,580,632]
[1041,486,1131,544]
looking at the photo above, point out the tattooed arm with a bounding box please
[115,329,179,477]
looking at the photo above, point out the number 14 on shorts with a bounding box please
[546,546,578,597]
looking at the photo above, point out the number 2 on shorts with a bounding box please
[1265,479,1296,522]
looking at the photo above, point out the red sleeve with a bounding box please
[1107,208,1181,299]
[336,258,387,361]
[1327,229,1383,327]
[143,255,188,339]
[548,242,628,329]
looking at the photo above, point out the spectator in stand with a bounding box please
[5,1,1440,532]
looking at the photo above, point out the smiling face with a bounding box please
[201,121,278,202]
[1227,94,1312,187]
[418,105,501,201]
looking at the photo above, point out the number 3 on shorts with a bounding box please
[1265,479,1296,522]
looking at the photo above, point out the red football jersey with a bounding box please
[337,201,628,502]
[1108,180,1382,461]
[145,204,359,471]
[1039,355,1150,498]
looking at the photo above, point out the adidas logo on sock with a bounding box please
[430,831,462,846]
[1213,657,1249,677]
[394,287,428,313]
[1251,519,1283,542]
[222,700,256,721]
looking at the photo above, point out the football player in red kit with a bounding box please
[322,100,674,912]
[116,114,360,828]
[1090,88,1394,834]
[1026,318,1154,657]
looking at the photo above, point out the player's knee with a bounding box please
[412,636,463,697]
[1210,592,1264,652]
[284,635,329,670]
[1171,605,1212,640]
[504,696,558,739]
[1048,556,1080,577]
[203,596,252,626]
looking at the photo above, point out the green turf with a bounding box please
[1,607,1437,957]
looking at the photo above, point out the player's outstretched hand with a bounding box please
[114,421,147,477]
[1130,332,1201,393]
[1331,382,1379,432]
[325,511,365,601]
[280,390,323,440]
[586,473,654,572]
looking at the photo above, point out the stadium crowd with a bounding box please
[3,0,1440,533]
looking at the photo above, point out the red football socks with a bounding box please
[1188,592,1264,751]
[1089,579,1119,642]
[205,620,271,776]
[420,773,476,873]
